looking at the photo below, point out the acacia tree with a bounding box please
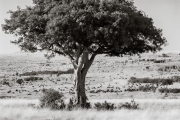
[2,0,166,107]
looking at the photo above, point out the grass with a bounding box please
[1,99,180,120]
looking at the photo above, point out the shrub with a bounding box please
[161,79,173,85]
[170,89,180,93]
[129,78,174,85]
[21,69,74,76]
[94,100,139,110]
[96,89,103,93]
[67,98,76,111]
[158,88,180,93]
[118,99,139,110]
[171,76,180,82]
[110,89,114,92]
[39,88,64,109]
[55,99,66,109]
[16,72,19,76]
[16,79,24,84]
[85,102,91,109]
[128,77,157,84]
[28,103,41,109]
[90,90,95,93]
[138,85,149,92]
[130,77,136,80]
[66,97,91,110]
[24,77,43,81]
[138,85,156,92]
[94,101,115,110]
[1,79,11,86]
[158,88,167,93]
[125,88,137,92]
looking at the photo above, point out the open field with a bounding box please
[1,52,180,99]
[1,52,180,119]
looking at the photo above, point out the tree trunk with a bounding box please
[73,67,88,107]
[75,70,87,107]
[71,51,96,107]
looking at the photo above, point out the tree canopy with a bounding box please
[2,0,166,58]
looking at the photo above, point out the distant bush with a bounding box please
[39,88,64,109]
[158,88,168,93]
[118,99,139,110]
[124,88,138,92]
[16,72,19,76]
[129,78,173,85]
[21,69,74,76]
[94,101,115,110]
[158,65,179,72]
[1,79,11,86]
[171,76,180,82]
[161,79,173,85]
[138,85,156,92]
[129,77,157,84]
[162,54,169,57]
[146,59,155,61]
[154,60,165,63]
[130,77,136,80]
[158,88,180,93]
[24,77,43,81]
[16,79,24,84]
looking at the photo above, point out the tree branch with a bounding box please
[89,53,97,63]
[74,47,83,64]
[82,53,97,75]
[77,49,87,72]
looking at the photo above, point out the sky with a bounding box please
[0,0,180,54]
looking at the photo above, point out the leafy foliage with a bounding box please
[2,0,166,57]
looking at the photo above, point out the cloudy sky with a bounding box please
[0,0,180,54]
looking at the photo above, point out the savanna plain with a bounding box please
[1,52,180,120]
